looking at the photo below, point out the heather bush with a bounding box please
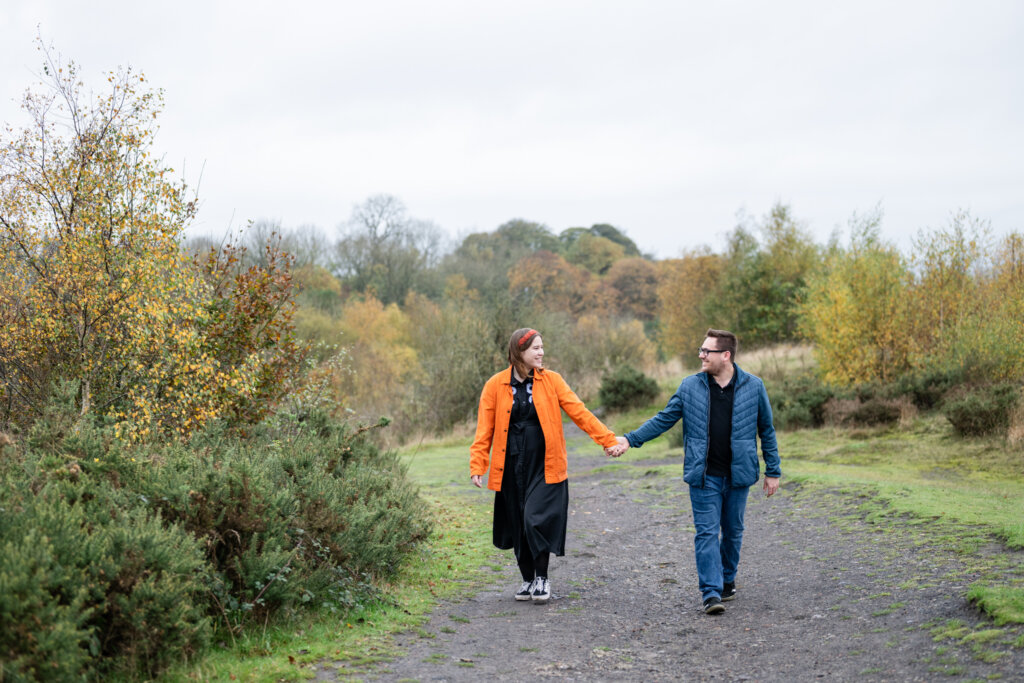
[944,384,1021,437]
[599,366,659,412]
[769,375,835,429]
[892,367,964,410]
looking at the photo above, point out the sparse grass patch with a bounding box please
[968,584,1024,625]
[931,619,972,642]
[872,602,905,617]
[963,629,1008,645]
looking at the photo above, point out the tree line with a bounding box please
[2,50,1021,443]
[196,198,1020,440]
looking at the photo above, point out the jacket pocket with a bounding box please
[683,438,706,481]
[731,438,758,485]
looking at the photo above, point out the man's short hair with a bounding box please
[706,329,738,358]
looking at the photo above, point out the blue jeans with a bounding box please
[688,475,749,600]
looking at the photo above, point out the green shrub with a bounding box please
[0,408,431,678]
[0,478,209,681]
[769,375,835,429]
[893,367,965,409]
[0,500,94,682]
[944,384,1021,437]
[599,366,659,412]
[131,424,431,626]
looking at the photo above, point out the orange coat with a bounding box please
[470,367,617,491]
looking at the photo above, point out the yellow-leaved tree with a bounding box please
[0,46,303,437]
[986,232,1024,379]
[798,213,913,384]
[908,214,1024,380]
[656,248,725,358]
[0,48,201,429]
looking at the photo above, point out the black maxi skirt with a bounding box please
[492,421,569,559]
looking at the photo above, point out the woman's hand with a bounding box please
[470,474,483,488]
[605,435,630,457]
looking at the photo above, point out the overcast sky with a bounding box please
[2,1,1021,258]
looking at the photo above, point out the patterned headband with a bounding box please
[518,329,539,348]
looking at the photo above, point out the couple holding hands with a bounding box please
[470,327,780,614]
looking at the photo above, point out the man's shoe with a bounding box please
[515,580,534,601]
[703,596,725,614]
[721,582,736,601]
[531,577,551,604]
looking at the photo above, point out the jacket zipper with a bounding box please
[702,367,745,487]
[702,375,710,488]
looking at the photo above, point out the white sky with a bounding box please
[2,1,1022,258]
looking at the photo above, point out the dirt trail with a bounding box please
[318,428,1024,682]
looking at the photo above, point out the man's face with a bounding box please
[699,336,730,374]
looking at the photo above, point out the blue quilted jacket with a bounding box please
[624,364,780,488]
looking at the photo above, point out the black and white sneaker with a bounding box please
[515,580,534,601]
[703,596,725,614]
[722,582,736,602]
[531,576,551,604]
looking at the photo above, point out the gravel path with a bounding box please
[318,428,1024,682]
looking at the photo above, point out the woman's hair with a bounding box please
[508,328,541,377]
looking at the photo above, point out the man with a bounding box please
[609,329,780,615]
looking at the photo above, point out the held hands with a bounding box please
[604,435,630,458]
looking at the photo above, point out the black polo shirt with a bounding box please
[705,368,736,478]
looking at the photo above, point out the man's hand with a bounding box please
[763,476,779,497]
[470,474,483,488]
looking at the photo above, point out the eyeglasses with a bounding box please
[698,347,727,357]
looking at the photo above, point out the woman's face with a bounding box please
[522,335,544,371]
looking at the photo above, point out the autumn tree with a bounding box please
[907,212,987,365]
[657,248,726,358]
[605,257,660,321]
[188,235,307,428]
[909,215,1024,379]
[508,250,611,318]
[560,224,641,257]
[986,231,1024,378]
[798,211,913,384]
[443,219,559,302]
[334,294,421,424]
[0,49,201,427]
[563,233,625,275]
[0,47,305,437]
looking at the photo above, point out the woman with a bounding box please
[470,328,618,604]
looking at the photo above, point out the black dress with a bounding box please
[492,373,569,560]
